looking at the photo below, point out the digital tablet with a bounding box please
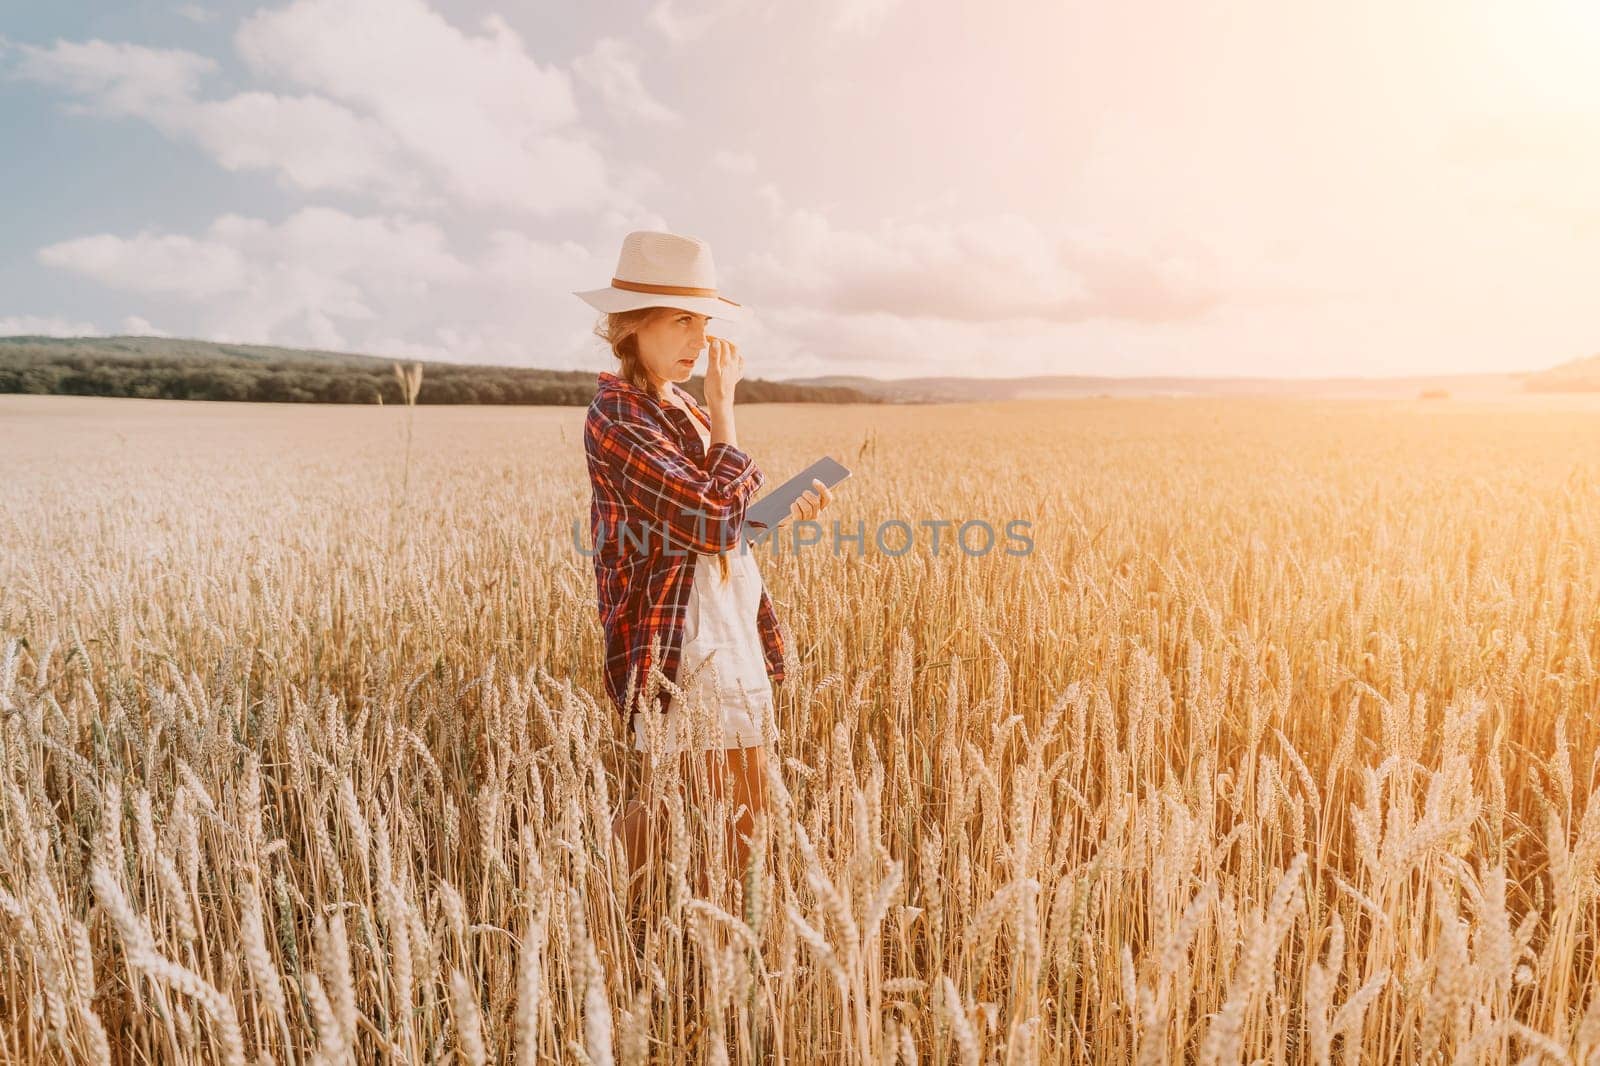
[742,455,852,540]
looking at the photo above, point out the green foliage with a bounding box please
[0,336,883,406]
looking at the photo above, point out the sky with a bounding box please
[2,0,1598,381]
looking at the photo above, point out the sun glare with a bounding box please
[1470,0,1600,104]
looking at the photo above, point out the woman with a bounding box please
[575,230,833,898]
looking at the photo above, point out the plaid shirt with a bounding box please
[584,370,787,720]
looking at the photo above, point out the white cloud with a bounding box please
[646,0,748,44]
[30,208,635,367]
[572,37,678,124]
[11,38,216,116]
[646,0,887,43]
[713,150,757,175]
[235,0,612,215]
[183,91,424,202]
[37,207,474,352]
[38,230,252,297]
[11,39,419,202]
[28,190,1228,378]
[755,181,785,216]
[830,0,905,35]
[174,5,216,23]
[482,230,597,289]
[0,314,103,337]
[595,207,673,240]
[121,316,170,336]
[739,207,1221,325]
[14,0,635,216]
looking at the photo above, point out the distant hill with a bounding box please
[5,334,1589,405]
[779,370,1538,402]
[0,336,881,406]
[1524,353,1600,392]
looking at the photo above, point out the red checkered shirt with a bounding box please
[584,370,787,720]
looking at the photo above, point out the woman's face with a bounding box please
[634,307,711,394]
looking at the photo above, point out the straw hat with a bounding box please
[573,230,747,321]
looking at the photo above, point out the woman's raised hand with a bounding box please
[703,335,744,410]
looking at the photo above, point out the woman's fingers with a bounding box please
[780,481,835,527]
[803,481,829,519]
[704,336,743,401]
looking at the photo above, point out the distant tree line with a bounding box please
[0,357,596,404]
[0,337,881,406]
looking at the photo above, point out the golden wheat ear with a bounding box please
[392,360,424,404]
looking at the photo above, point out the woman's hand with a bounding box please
[773,478,833,530]
[703,335,744,411]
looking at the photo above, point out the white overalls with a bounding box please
[629,397,778,753]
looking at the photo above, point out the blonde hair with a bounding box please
[593,307,732,581]
[591,306,664,396]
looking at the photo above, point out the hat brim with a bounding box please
[572,286,747,322]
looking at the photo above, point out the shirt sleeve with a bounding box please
[594,409,766,554]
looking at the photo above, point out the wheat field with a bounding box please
[3,391,1600,1064]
